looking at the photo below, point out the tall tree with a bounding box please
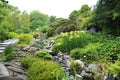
[29,10,49,30]
[49,16,56,23]
[19,11,31,33]
[94,0,120,35]
[7,7,21,31]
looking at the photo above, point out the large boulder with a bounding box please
[0,63,9,78]
[0,76,23,80]
[88,64,97,72]
[4,62,27,80]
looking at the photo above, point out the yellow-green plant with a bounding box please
[8,32,19,38]
[108,61,120,79]
[52,31,92,53]
[17,33,32,44]
[21,56,39,69]
[35,50,52,60]
[27,60,64,80]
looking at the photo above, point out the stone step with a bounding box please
[0,43,8,46]
[0,47,6,50]
[0,45,7,47]
[0,50,4,53]
[0,39,19,54]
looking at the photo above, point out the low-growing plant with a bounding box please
[21,56,39,69]
[52,31,93,53]
[108,61,120,79]
[27,60,64,80]
[8,32,18,39]
[99,38,120,61]
[17,33,32,44]
[35,50,52,60]
[0,56,6,62]
[4,44,15,61]
[70,48,81,59]
[70,43,102,62]
[70,62,82,75]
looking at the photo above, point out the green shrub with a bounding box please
[46,27,55,37]
[108,61,120,79]
[21,56,39,69]
[70,43,102,61]
[27,60,64,80]
[0,56,6,62]
[4,45,15,61]
[70,62,82,75]
[52,31,93,53]
[99,38,120,61]
[35,51,52,60]
[52,38,64,54]
[17,34,32,44]
[0,21,14,41]
[70,48,81,59]
[8,32,18,39]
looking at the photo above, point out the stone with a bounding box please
[46,49,53,53]
[4,62,26,75]
[82,73,95,80]
[3,63,27,80]
[0,76,23,80]
[104,73,115,80]
[76,74,82,80]
[74,60,85,69]
[28,47,37,52]
[22,45,30,51]
[53,56,59,62]
[80,70,86,77]
[0,63,9,77]
[65,59,71,68]
[88,64,97,72]
[63,55,70,59]
[30,44,41,49]
[69,75,74,80]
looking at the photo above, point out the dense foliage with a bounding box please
[35,50,52,60]
[108,61,120,79]
[21,57,64,80]
[53,31,120,62]
[1,0,120,79]
[52,31,92,53]
[93,0,120,35]
[27,60,64,80]
[4,44,15,61]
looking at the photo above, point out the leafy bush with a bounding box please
[0,28,9,41]
[99,38,120,61]
[70,43,102,61]
[70,48,81,59]
[17,34,32,44]
[27,60,64,80]
[46,27,55,37]
[53,31,120,63]
[35,51,52,60]
[8,32,18,39]
[108,61,120,79]
[21,56,39,69]
[0,21,14,41]
[4,45,15,61]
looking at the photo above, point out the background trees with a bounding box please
[29,10,49,31]
[0,0,120,41]
[93,0,120,35]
